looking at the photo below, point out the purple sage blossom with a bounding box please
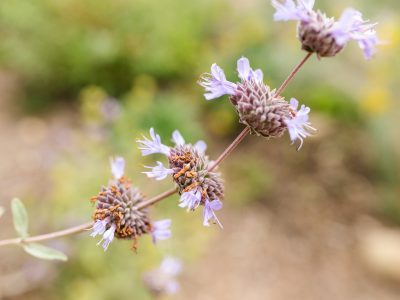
[203,199,223,228]
[143,257,182,296]
[90,217,111,237]
[151,219,172,244]
[199,63,237,100]
[286,98,316,150]
[160,257,182,276]
[271,0,379,59]
[97,223,116,251]
[237,57,264,83]
[143,161,174,181]
[331,8,379,59]
[172,130,185,146]
[179,189,202,211]
[138,128,170,156]
[200,57,315,149]
[194,140,207,155]
[110,156,125,180]
[139,129,224,226]
[272,0,314,22]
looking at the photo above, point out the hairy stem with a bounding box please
[0,53,313,247]
[0,221,93,247]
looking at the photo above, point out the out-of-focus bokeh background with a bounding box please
[0,0,399,299]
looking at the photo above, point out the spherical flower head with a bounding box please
[199,57,316,149]
[272,1,379,59]
[231,58,292,138]
[90,157,170,250]
[140,129,225,227]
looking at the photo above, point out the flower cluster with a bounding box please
[143,257,182,296]
[90,157,171,250]
[272,0,379,59]
[138,129,224,227]
[199,57,315,150]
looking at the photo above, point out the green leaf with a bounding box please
[11,198,29,238]
[23,243,68,261]
[0,206,4,218]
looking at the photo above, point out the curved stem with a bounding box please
[276,52,313,96]
[0,53,313,247]
[0,221,93,247]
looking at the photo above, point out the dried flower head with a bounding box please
[271,0,379,59]
[199,57,315,149]
[143,257,182,296]
[90,157,171,250]
[138,129,224,227]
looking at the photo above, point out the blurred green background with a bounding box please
[0,0,399,299]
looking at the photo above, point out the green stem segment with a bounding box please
[0,53,313,247]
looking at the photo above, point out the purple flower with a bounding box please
[160,257,182,276]
[151,219,172,244]
[143,161,174,181]
[272,1,379,59]
[203,199,223,228]
[179,189,202,211]
[286,98,316,150]
[137,128,170,156]
[110,156,125,180]
[199,63,237,100]
[332,8,378,59]
[271,0,314,22]
[143,257,182,296]
[171,130,185,146]
[194,140,207,155]
[237,57,264,83]
[90,217,111,237]
[97,223,116,251]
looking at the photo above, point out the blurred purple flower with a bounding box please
[179,189,202,211]
[203,199,223,228]
[137,128,170,156]
[90,217,111,237]
[171,130,185,146]
[110,156,125,180]
[271,0,379,59]
[143,257,182,296]
[97,223,116,251]
[199,63,237,100]
[143,161,174,181]
[151,219,172,244]
[286,98,316,150]
[331,8,379,59]
[237,57,264,82]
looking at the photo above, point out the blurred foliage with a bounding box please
[0,0,399,298]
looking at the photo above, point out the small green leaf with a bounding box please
[23,243,68,261]
[0,206,4,218]
[11,198,29,238]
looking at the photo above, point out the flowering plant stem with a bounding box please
[0,52,313,247]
